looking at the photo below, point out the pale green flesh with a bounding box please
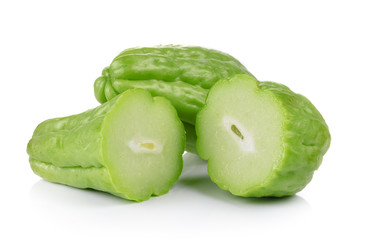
[196,76,284,194]
[27,89,185,201]
[102,92,184,200]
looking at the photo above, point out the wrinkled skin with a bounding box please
[94,45,253,153]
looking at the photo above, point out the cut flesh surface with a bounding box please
[102,90,185,200]
[27,89,185,202]
[196,74,331,197]
[196,75,284,195]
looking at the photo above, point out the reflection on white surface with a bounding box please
[29,153,310,222]
[26,155,315,239]
[30,180,129,207]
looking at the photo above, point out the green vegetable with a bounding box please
[27,89,185,201]
[196,74,331,197]
[94,45,253,153]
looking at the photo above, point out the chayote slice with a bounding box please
[27,89,185,201]
[196,74,331,197]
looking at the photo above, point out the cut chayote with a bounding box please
[196,74,331,197]
[27,89,185,201]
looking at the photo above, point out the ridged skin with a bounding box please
[28,98,118,169]
[29,159,125,198]
[196,75,331,197]
[94,45,253,153]
[27,96,125,198]
[250,81,331,196]
[27,89,185,201]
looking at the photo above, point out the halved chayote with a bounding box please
[196,74,331,197]
[27,89,185,201]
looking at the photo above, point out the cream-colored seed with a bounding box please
[128,139,162,153]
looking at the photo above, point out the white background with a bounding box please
[1,0,367,239]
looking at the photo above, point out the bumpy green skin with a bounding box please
[94,45,252,125]
[253,81,330,196]
[196,75,331,197]
[27,90,185,201]
[27,97,126,198]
